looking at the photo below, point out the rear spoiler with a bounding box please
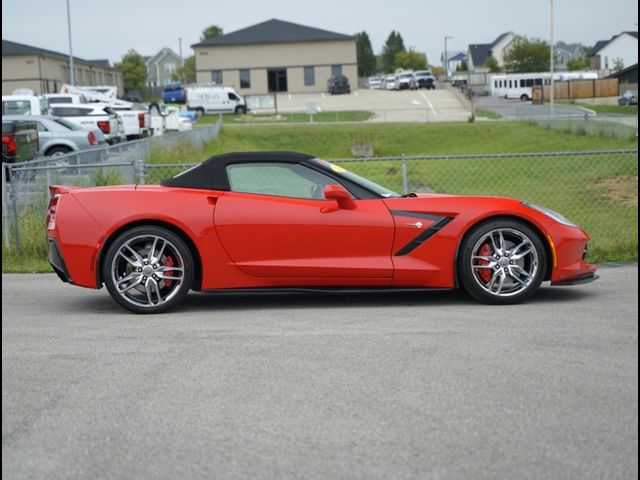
[49,185,82,196]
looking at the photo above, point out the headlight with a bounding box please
[522,202,578,228]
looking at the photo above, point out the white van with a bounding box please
[2,95,50,116]
[186,86,247,115]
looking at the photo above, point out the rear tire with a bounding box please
[102,226,194,314]
[520,94,530,101]
[46,146,72,157]
[458,219,547,304]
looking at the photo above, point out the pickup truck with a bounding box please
[50,104,125,145]
[109,105,151,140]
[2,119,39,166]
[2,94,50,116]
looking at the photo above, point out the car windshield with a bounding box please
[399,73,413,79]
[311,158,400,198]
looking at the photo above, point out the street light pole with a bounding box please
[444,36,453,80]
[550,0,555,117]
[66,0,75,85]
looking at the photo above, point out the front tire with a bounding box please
[102,226,194,313]
[458,219,547,304]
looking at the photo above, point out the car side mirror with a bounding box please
[323,184,356,209]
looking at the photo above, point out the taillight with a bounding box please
[2,134,17,157]
[87,131,97,145]
[138,113,145,128]
[46,194,61,230]
[97,121,111,134]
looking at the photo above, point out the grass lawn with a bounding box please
[475,108,504,119]
[3,121,637,272]
[187,121,635,160]
[197,111,375,124]
[556,101,638,116]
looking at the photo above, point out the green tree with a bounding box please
[355,31,377,77]
[566,57,588,71]
[200,24,223,42]
[381,31,406,72]
[484,56,501,73]
[503,38,550,73]
[612,57,624,70]
[394,50,427,71]
[114,49,147,93]
[171,55,196,83]
[457,60,468,72]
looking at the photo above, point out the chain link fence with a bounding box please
[2,117,222,256]
[142,150,638,262]
[2,143,637,264]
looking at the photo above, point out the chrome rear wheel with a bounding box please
[103,227,193,313]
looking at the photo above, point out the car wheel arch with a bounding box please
[96,219,203,292]
[452,214,553,288]
[45,144,75,156]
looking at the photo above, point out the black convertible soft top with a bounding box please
[161,151,315,190]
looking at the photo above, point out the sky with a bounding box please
[2,0,638,67]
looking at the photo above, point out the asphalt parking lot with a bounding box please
[2,265,638,479]
[274,88,470,122]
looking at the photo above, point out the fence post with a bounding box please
[136,159,146,185]
[2,164,10,251]
[9,167,20,249]
[401,155,409,195]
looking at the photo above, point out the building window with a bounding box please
[212,70,223,84]
[239,69,251,89]
[304,66,315,86]
[164,63,177,75]
[331,65,342,76]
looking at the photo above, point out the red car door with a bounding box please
[213,162,395,283]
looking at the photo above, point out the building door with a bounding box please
[268,68,288,92]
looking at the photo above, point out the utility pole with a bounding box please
[550,0,555,117]
[179,38,183,64]
[66,0,75,85]
[444,36,453,80]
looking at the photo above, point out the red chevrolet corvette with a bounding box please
[45,151,597,313]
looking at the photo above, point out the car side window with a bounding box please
[226,162,340,199]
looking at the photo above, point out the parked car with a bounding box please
[412,71,437,90]
[186,86,247,115]
[122,91,142,103]
[383,75,397,90]
[367,76,382,89]
[327,75,351,95]
[618,90,638,106]
[2,119,39,164]
[45,151,597,313]
[3,115,106,157]
[50,104,124,144]
[162,83,187,104]
[2,94,50,116]
[395,72,415,90]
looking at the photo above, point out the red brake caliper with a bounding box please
[478,243,492,283]
[163,256,175,288]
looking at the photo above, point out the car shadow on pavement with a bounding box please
[175,285,594,313]
[76,284,595,315]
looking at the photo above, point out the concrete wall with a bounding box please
[195,40,357,94]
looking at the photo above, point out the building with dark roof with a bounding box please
[467,32,518,72]
[589,32,638,72]
[192,19,356,94]
[2,39,123,95]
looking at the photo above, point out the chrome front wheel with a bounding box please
[103,227,194,313]
[459,220,546,304]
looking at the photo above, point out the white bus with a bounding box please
[491,71,599,101]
